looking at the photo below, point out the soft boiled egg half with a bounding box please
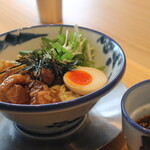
[63,67,107,95]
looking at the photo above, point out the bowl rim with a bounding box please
[121,79,150,135]
[0,24,126,112]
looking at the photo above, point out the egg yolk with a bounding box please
[66,70,92,86]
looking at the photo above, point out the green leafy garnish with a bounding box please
[97,66,105,70]
[40,25,95,67]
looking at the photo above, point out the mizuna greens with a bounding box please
[40,25,95,67]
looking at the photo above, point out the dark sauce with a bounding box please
[136,114,150,130]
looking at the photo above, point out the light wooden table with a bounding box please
[0,0,150,149]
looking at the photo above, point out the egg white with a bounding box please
[63,67,107,95]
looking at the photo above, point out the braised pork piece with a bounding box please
[0,68,61,104]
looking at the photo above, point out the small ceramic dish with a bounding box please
[121,80,150,150]
[0,24,126,134]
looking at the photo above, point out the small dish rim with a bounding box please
[121,79,150,135]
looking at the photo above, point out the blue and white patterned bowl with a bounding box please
[0,25,126,134]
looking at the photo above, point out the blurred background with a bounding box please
[0,0,150,149]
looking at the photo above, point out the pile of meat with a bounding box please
[0,68,61,104]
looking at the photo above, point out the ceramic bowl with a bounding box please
[0,25,126,134]
[121,80,150,150]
